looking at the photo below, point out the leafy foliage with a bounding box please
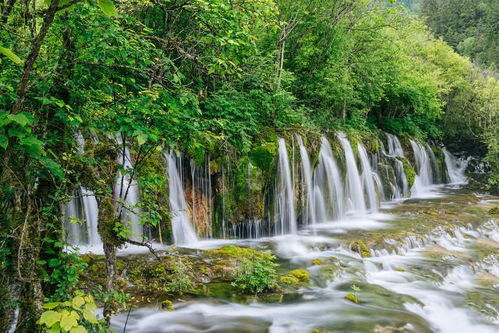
[38,292,109,333]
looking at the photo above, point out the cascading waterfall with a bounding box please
[443,148,468,184]
[167,151,199,245]
[63,190,87,245]
[64,133,467,246]
[297,135,316,225]
[357,143,379,212]
[337,132,366,213]
[386,133,404,157]
[63,134,101,246]
[314,137,344,221]
[410,140,434,196]
[115,146,143,241]
[81,188,101,245]
[384,133,409,199]
[274,138,297,235]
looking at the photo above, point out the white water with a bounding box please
[112,191,498,333]
[386,133,405,157]
[410,140,436,196]
[297,135,316,225]
[337,132,366,213]
[81,187,101,245]
[115,146,143,241]
[443,148,468,184]
[274,138,297,235]
[357,143,378,212]
[314,137,344,221]
[385,133,409,198]
[63,134,101,246]
[167,151,199,246]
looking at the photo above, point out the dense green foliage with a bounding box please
[0,0,497,331]
[421,0,498,69]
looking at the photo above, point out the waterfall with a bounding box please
[115,146,143,241]
[357,143,378,212]
[81,188,101,245]
[167,151,199,245]
[63,190,87,245]
[386,133,404,157]
[443,148,468,184]
[314,137,344,221]
[63,134,101,246]
[274,138,297,235]
[410,140,434,196]
[297,135,316,225]
[337,133,366,213]
[384,133,409,199]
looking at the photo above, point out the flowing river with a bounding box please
[110,186,498,333]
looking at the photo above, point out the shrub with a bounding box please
[231,252,278,294]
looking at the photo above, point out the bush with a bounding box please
[231,252,278,294]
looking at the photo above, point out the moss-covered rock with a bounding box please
[400,157,416,188]
[344,292,360,303]
[488,206,499,215]
[350,240,371,258]
[280,269,310,285]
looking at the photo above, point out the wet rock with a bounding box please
[488,206,499,215]
[161,300,174,311]
[280,269,310,285]
[350,240,371,258]
[344,292,360,304]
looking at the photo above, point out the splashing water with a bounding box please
[337,132,366,213]
[167,151,199,245]
[274,138,297,235]
[443,148,468,184]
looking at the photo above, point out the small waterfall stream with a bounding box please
[337,132,366,213]
[297,135,316,225]
[115,146,143,241]
[443,148,468,184]
[274,138,297,235]
[167,151,199,246]
[357,143,379,212]
[410,140,435,196]
[314,137,344,221]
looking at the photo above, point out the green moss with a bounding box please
[209,245,273,261]
[161,300,174,311]
[311,259,325,266]
[280,269,310,286]
[344,292,360,304]
[401,157,416,188]
[488,206,499,215]
[350,240,371,258]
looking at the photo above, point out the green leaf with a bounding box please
[39,311,61,327]
[8,113,30,126]
[97,0,118,17]
[60,310,78,331]
[47,322,61,333]
[20,136,44,155]
[0,45,22,64]
[136,133,147,145]
[70,326,87,333]
[0,135,8,149]
[72,296,85,308]
[82,309,98,324]
[43,302,61,310]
